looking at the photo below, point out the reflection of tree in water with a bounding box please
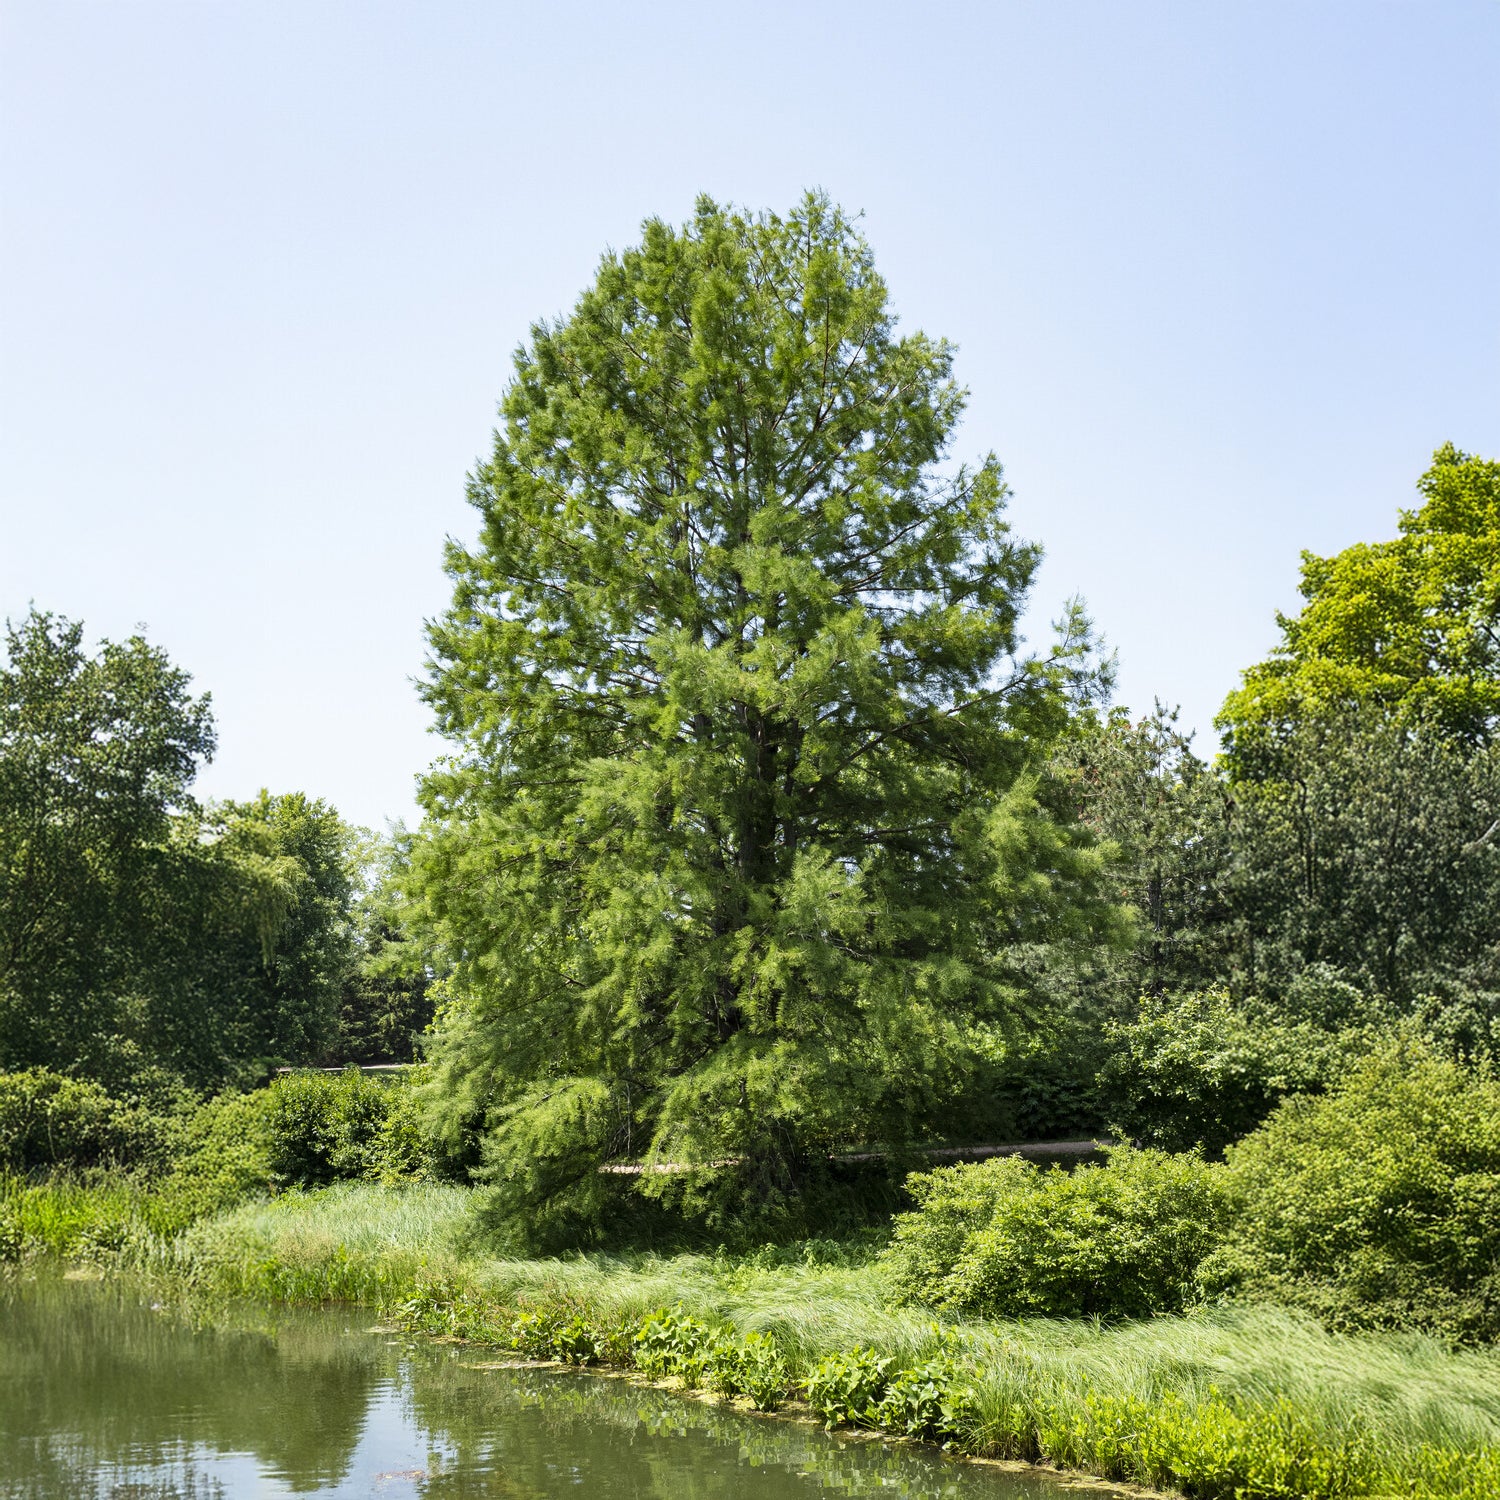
[399,1353,1081,1500]
[0,1275,378,1492]
[0,1446,227,1500]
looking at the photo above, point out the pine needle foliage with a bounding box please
[417,193,1123,1247]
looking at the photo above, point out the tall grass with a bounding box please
[149,1181,1500,1498]
[0,1170,168,1257]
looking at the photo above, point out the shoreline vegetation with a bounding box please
[5,1176,1499,1500]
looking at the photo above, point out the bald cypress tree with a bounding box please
[417,195,1123,1245]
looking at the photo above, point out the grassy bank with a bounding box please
[40,1180,1478,1500]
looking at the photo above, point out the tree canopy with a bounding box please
[0,609,214,1077]
[1219,444,1500,765]
[1057,705,1230,1004]
[1220,711,1500,1038]
[417,194,1124,1242]
[0,609,363,1087]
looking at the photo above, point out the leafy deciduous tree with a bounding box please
[1224,712,1500,1040]
[1,610,363,1085]
[1058,704,1230,1003]
[1220,444,1500,765]
[0,610,214,1077]
[333,826,438,1066]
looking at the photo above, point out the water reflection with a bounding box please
[0,1274,1112,1499]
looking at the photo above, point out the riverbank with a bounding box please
[1,1272,1136,1500]
[7,1178,1488,1500]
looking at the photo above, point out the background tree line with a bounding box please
[0,610,438,1090]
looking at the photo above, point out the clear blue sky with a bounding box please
[3,1,1497,832]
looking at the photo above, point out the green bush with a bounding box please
[885,1145,1229,1318]
[1099,991,1348,1157]
[259,1069,433,1187]
[150,1090,274,1229]
[0,1069,162,1172]
[1205,1039,1500,1343]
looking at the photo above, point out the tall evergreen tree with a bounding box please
[417,196,1123,1243]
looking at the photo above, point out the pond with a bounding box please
[1,1273,1117,1499]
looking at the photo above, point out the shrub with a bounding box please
[1204,1039,1500,1343]
[259,1069,432,1187]
[261,1071,362,1185]
[1099,991,1348,1157]
[885,1145,1229,1318]
[0,1069,162,1172]
[151,1090,274,1229]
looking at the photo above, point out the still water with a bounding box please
[1,1274,1110,1500]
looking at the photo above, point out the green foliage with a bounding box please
[933,1018,1112,1145]
[0,1081,274,1256]
[1207,1038,1500,1343]
[0,1069,163,1172]
[632,1307,717,1384]
[1100,990,1353,1156]
[885,1146,1229,1318]
[417,192,1124,1245]
[872,1357,970,1441]
[182,791,361,1075]
[0,609,214,1081]
[1040,1388,1375,1500]
[1207,447,1500,1033]
[0,1069,452,1263]
[1221,712,1500,1026]
[259,1069,439,1188]
[705,1327,790,1409]
[157,1088,274,1224]
[334,826,440,1066]
[1220,444,1500,752]
[0,610,368,1086]
[805,1346,897,1427]
[0,1172,155,1261]
[1057,703,1231,1002]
